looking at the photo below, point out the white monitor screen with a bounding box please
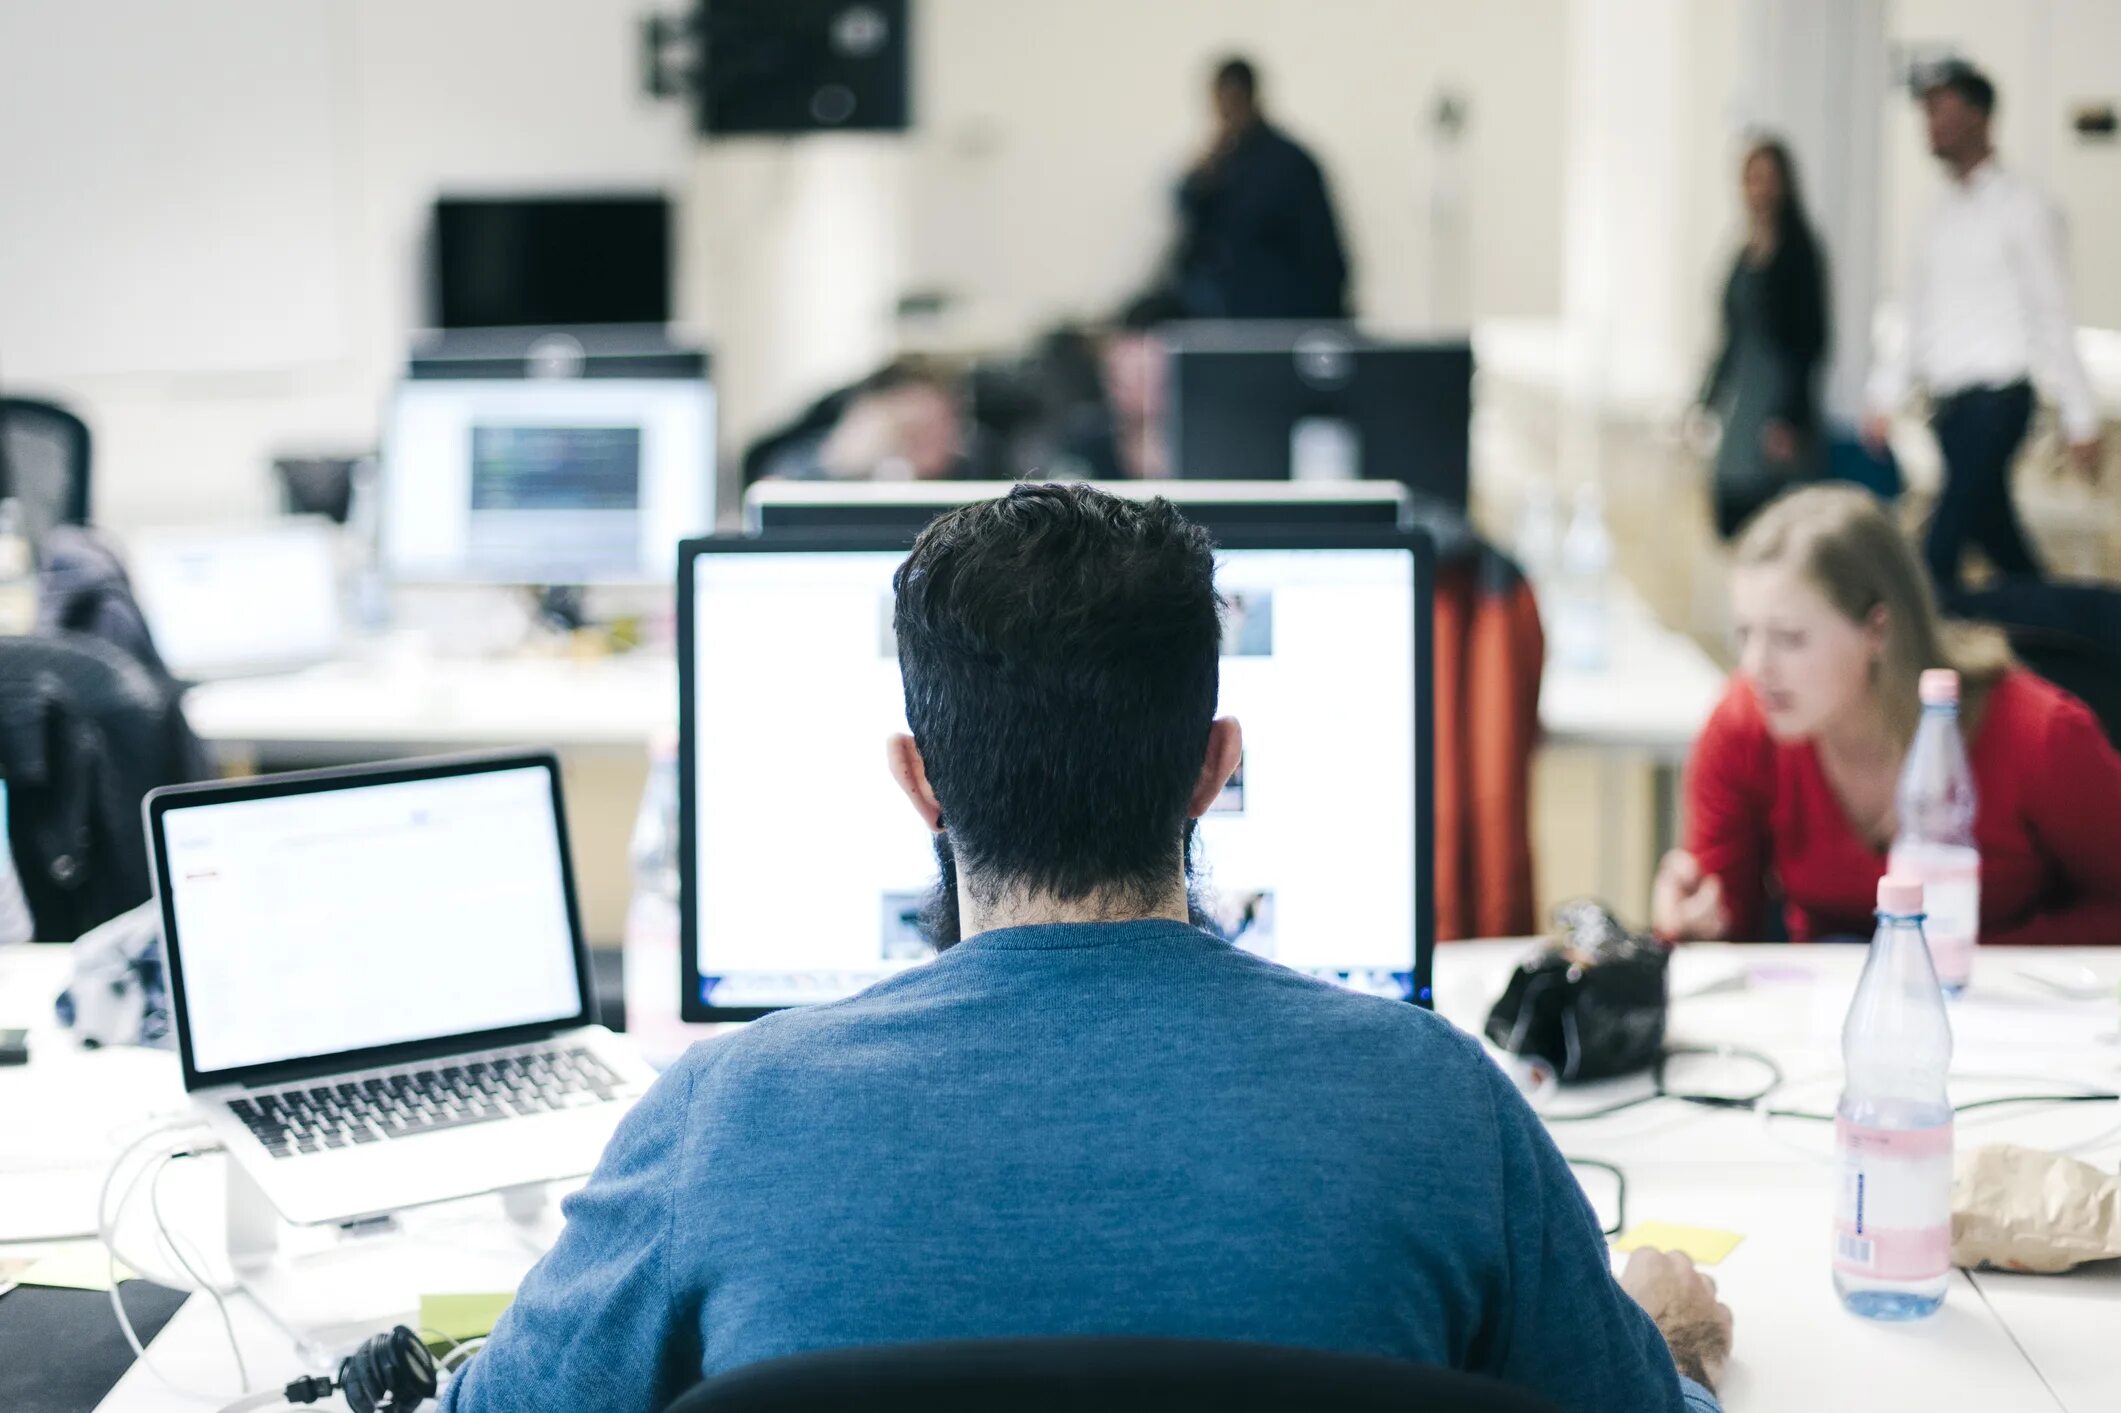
[382,379,714,584]
[162,765,586,1078]
[687,544,1421,1012]
[131,521,341,679]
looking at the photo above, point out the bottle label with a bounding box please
[1834,1118,1953,1281]
[1887,843,1980,987]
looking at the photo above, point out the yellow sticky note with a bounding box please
[420,1292,515,1351]
[19,1243,135,1291]
[1611,1221,1745,1266]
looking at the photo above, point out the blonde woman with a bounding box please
[1653,486,2121,943]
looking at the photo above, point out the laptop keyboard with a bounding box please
[227,1046,622,1160]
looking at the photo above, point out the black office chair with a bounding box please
[665,1339,1567,1413]
[1946,580,2121,749]
[0,396,93,549]
[0,633,209,940]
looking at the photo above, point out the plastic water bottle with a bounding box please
[1888,669,1979,995]
[1513,476,1563,589]
[0,499,37,637]
[0,775,34,946]
[1833,875,1954,1320]
[622,732,693,1067]
[1552,484,1613,671]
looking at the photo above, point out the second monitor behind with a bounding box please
[1162,325,1472,510]
[744,479,1412,540]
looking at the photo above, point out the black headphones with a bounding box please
[284,1326,438,1412]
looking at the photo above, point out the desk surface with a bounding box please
[181,652,676,759]
[7,940,2114,1412]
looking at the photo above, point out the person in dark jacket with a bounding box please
[1171,58,1350,321]
[1697,137,1830,540]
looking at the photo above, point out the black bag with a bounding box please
[1483,901,1669,1082]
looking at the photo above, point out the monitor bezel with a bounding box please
[678,524,1436,1023]
[147,749,597,1092]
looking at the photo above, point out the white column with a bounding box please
[1732,0,1888,427]
[1560,0,1695,419]
[688,137,910,514]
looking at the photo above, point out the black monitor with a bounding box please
[1163,325,1473,510]
[433,195,671,329]
[678,525,1435,1022]
[743,480,1412,539]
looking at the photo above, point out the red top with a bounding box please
[1686,668,2121,944]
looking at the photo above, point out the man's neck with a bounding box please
[1946,144,1994,183]
[960,879,1190,940]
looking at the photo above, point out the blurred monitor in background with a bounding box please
[433,194,671,330]
[381,378,714,586]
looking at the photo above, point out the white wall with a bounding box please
[4,0,1568,531]
[1,0,693,532]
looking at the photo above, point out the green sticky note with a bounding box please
[420,1291,516,1352]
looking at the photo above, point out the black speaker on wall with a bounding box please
[698,0,910,136]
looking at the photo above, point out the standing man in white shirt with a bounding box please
[1863,61,2103,593]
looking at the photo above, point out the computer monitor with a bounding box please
[381,378,715,585]
[1163,325,1473,509]
[678,527,1433,1022]
[433,194,670,329]
[129,519,342,680]
[743,480,1412,538]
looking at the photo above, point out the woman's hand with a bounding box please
[1651,850,1731,941]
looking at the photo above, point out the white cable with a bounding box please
[96,1125,267,1404]
[213,1393,289,1413]
[153,1151,252,1390]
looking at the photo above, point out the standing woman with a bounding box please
[1698,138,1830,540]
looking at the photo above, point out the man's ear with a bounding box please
[1184,717,1244,820]
[887,733,945,833]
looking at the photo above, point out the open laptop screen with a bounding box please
[154,760,588,1085]
[681,532,1431,1020]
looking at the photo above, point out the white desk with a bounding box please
[181,652,675,764]
[6,940,2117,1411]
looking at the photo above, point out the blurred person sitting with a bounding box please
[1653,486,2121,945]
[1047,292,1183,481]
[750,361,973,484]
[1169,57,1350,321]
[1696,137,1828,541]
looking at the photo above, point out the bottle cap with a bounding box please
[1919,669,1961,706]
[1878,875,1924,915]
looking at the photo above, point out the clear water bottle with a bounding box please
[622,731,691,1067]
[1513,476,1563,589]
[0,774,34,946]
[1552,483,1613,671]
[1833,875,1953,1320]
[0,498,37,637]
[1888,669,1979,995]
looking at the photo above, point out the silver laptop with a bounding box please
[129,519,342,680]
[147,752,656,1228]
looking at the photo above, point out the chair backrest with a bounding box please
[665,1339,1567,1413]
[0,397,93,548]
[1947,580,2121,749]
[0,633,207,939]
